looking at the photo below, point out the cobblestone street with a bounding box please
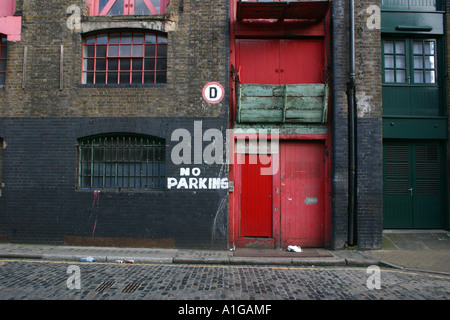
[0,259,448,301]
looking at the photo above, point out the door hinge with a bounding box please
[228,181,234,193]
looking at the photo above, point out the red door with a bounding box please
[280,141,325,247]
[240,154,273,237]
[235,38,327,247]
[236,39,280,84]
[280,39,324,84]
[236,39,324,84]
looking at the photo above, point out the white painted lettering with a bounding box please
[167,177,178,189]
[177,178,188,189]
[192,167,201,176]
[198,178,207,189]
[189,178,198,189]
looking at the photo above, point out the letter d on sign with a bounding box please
[202,82,224,104]
[209,87,218,99]
[366,265,381,290]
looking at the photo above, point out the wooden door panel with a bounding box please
[280,39,324,84]
[236,39,280,84]
[280,141,325,247]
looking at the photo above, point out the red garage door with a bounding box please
[239,141,326,247]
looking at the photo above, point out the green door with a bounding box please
[383,141,445,228]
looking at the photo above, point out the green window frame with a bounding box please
[77,134,166,190]
[383,39,407,83]
[412,40,437,84]
[380,0,442,11]
[382,38,438,85]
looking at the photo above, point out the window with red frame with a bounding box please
[82,31,167,85]
[86,0,170,16]
[0,35,6,86]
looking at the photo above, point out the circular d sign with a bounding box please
[202,82,225,104]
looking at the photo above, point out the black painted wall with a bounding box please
[0,117,229,249]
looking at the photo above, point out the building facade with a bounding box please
[228,0,333,249]
[381,0,448,231]
[0,0,230,248]
[0,0,448,250]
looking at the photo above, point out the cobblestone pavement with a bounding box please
[0,259,448,301]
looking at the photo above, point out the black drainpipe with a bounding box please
[347,0,357,247]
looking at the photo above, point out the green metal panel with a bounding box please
[410,87,441,116]
[381,12,444,35]
[382,86,412,115]
[383,141,445,228]
[383,143,413,228]
[381,0,441,11]
[413,143,445,228]
[237,84,328,124]
[383,118,447,139]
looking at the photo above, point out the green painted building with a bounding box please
[381,0,448,228]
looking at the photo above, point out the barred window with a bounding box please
[0,35,6,86]
[77,134,165,190]
[82,31,167,85]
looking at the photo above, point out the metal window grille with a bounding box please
[87,0,170,16]
[0,35,7,86]
[82,31,167,85]
[78,134,165,190]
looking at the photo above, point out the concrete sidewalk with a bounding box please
[0,230,449,274]
[371,230,450,274]
[0,244,367,267]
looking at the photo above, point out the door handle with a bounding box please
[408,187,413,196]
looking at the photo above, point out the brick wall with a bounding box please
[1,0,228,118]
[355,0,383,249]
[0,0,230,248]
[330,0,350,249]
[331,0,383,249]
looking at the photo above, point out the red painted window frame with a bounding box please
[0,35,6,86]
[87,0,170,16]
[82,31,167,85]
[0,0,16,16]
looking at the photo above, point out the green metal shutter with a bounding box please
[383,141,445,228]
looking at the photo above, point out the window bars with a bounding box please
[78,134,165,190]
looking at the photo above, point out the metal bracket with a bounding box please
[228,181,234,193]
